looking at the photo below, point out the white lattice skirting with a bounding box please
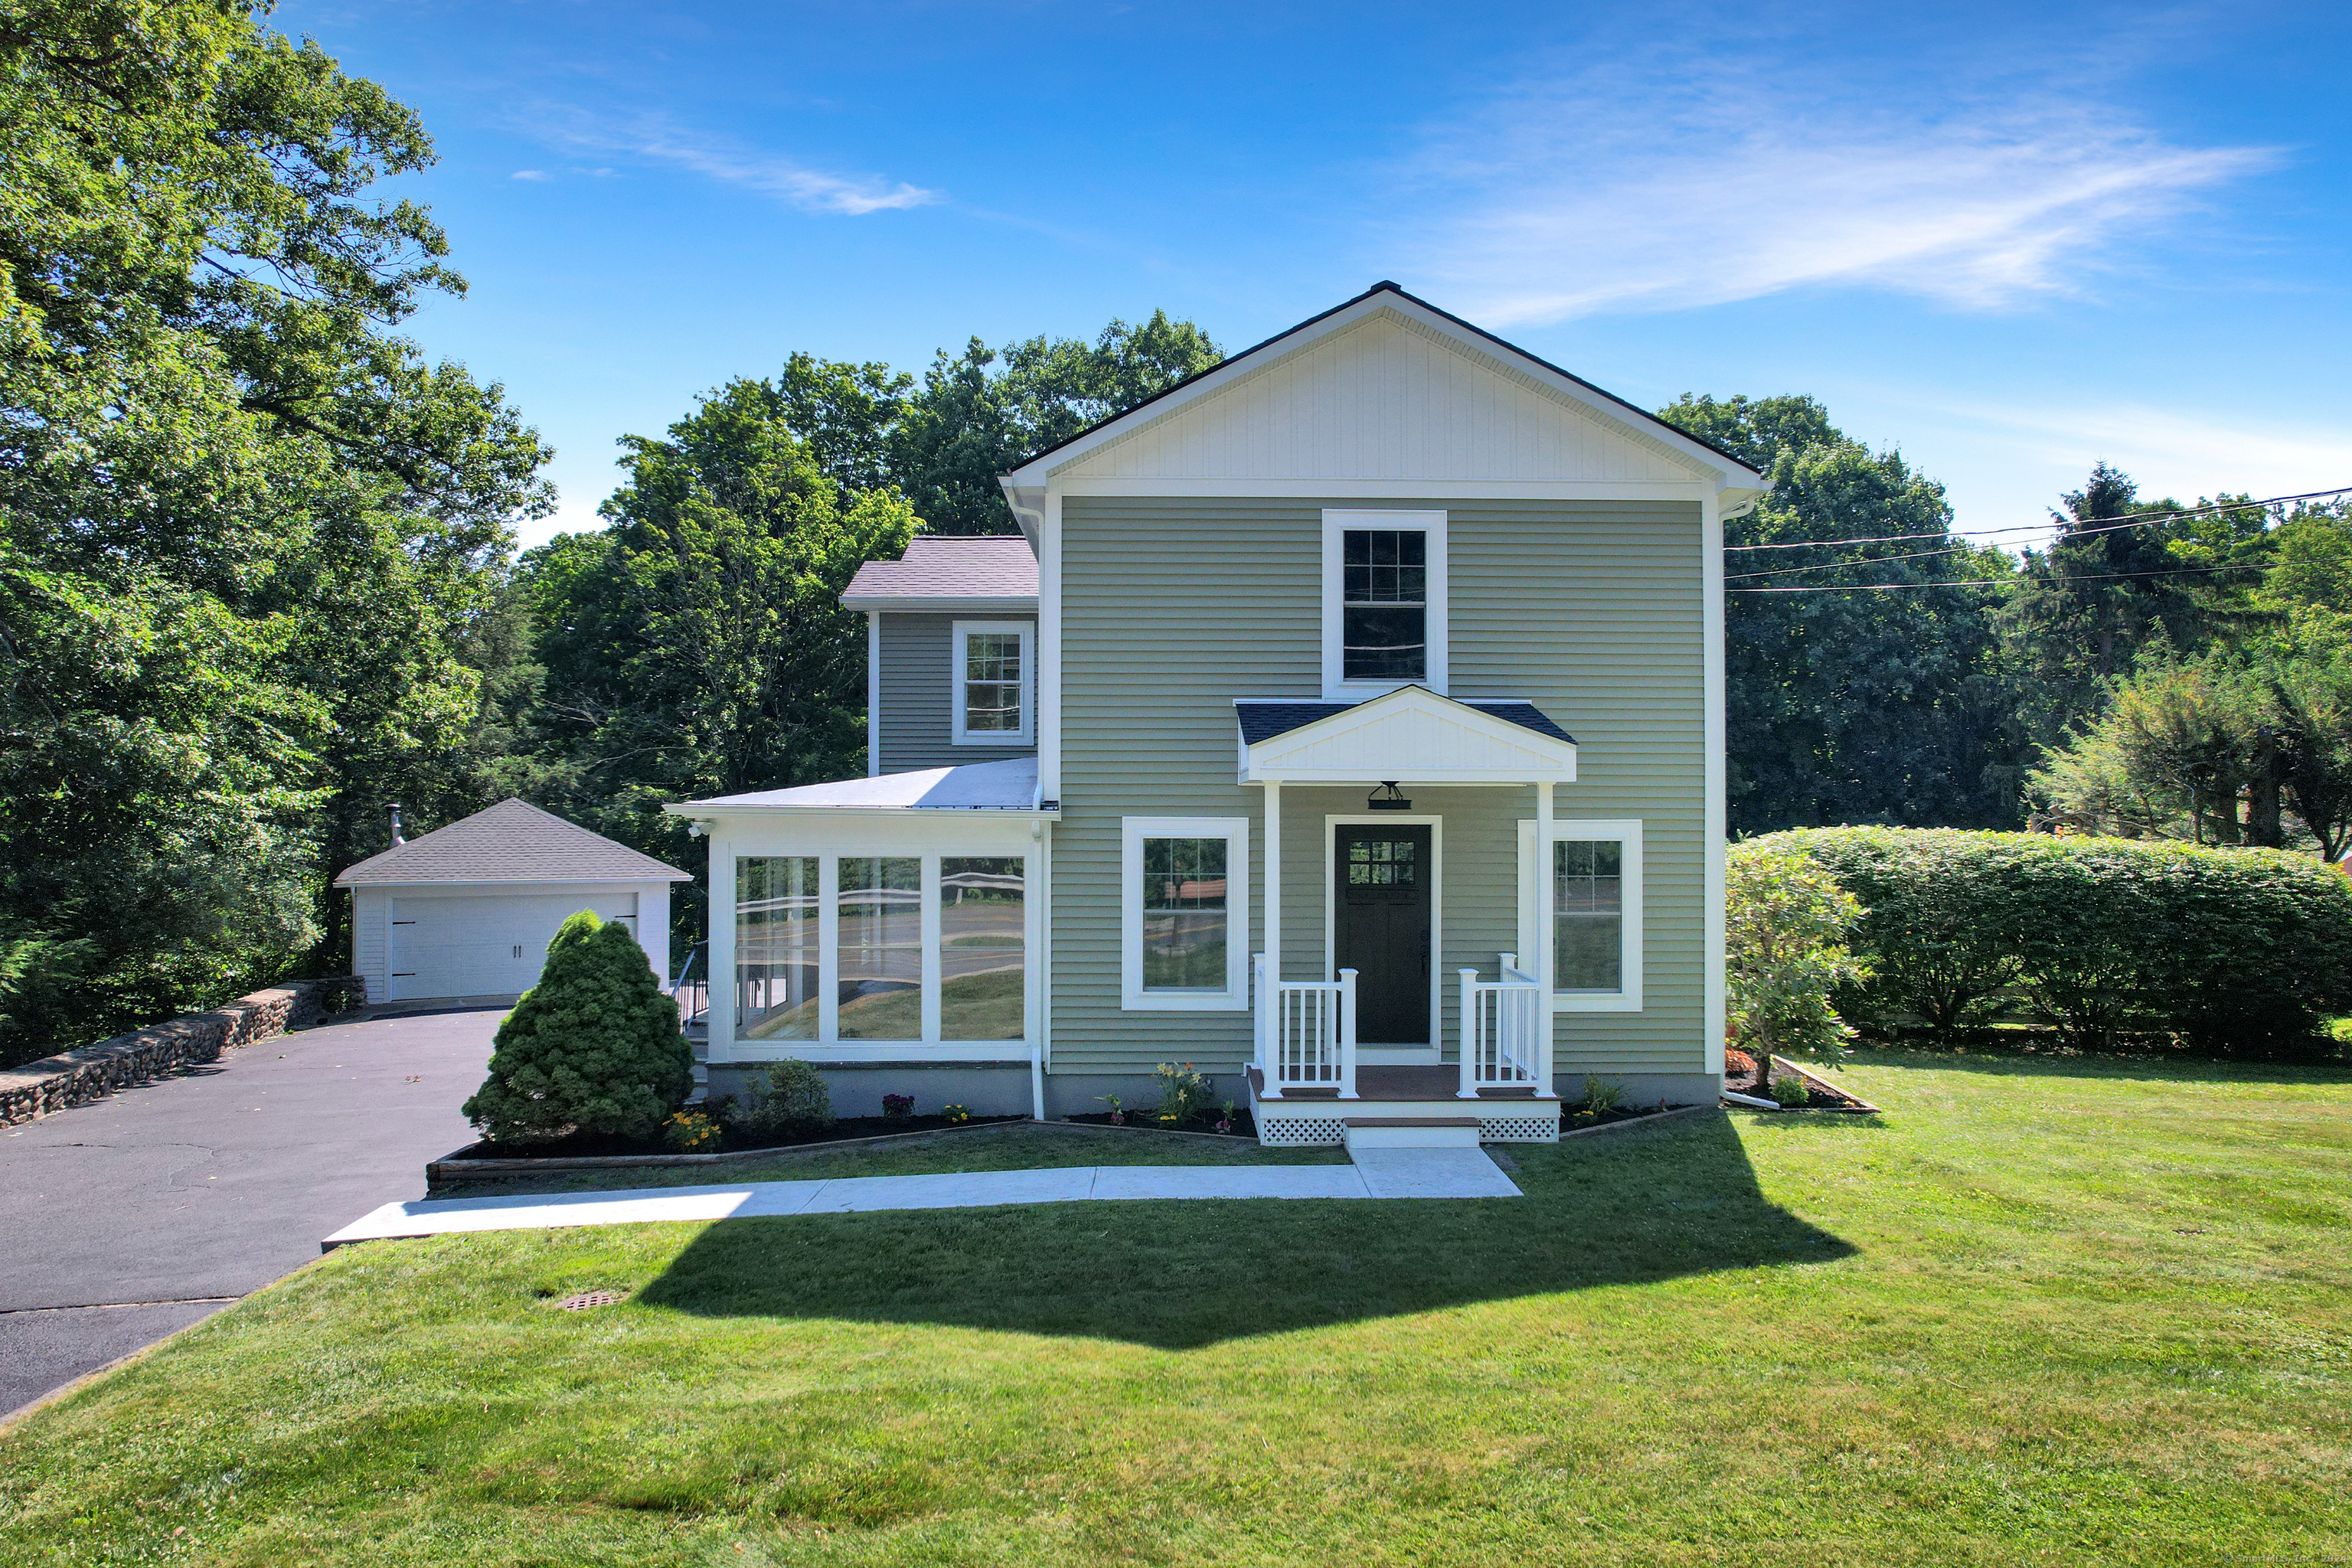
[1475,1114,1560,1143]
[1254,1111,1561,1147]
[1256,1115,1349,1147]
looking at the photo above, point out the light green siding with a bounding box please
[1052,495,1707,1078]
[877,612,1037,775]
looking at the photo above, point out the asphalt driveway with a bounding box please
[0,1008,498,1419]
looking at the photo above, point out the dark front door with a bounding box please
[1334,825,1433,1045]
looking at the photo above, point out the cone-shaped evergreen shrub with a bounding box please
[463,910,694,1143]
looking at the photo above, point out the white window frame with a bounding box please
[1519,818,1643,1012]
[1121,815,1250,1012]
[949,619,1035,746]
[1321,508,1447,700]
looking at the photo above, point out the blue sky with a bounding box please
[276,0,2352,549]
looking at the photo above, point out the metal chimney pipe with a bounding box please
[388,802,405,846]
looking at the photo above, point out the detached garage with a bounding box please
[336,799,691,1004]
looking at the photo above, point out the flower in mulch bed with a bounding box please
[1769,1075,1813,1109]
[663,1109,721,1152]
[1724,1047,1757,1078]
[1098,1093,1125,1125]
[881,1093,915,1123]
[1214,1099,1237,1135]
[942,1102,971,1124]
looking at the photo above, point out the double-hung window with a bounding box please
[951,620,1034,745]
[1121,816,1250,1011]
[1322,510,1446,696]
[1518,819,1643,1011]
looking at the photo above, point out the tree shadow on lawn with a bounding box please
[635,1109,1854,1350]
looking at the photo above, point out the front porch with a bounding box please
[1237,688,1583,1147]
[1249,955,1562,1146]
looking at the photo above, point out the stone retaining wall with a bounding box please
[0,976,362,1128]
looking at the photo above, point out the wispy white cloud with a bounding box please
[525,106,936,215]
[1401,53,2280,325]
[511,168,550,181]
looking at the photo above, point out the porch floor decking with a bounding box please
[1246,1065,1557,1102]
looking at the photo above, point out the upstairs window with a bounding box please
[1322,510,1446,696]
[950,620,1034,745]
[1343,529,1426,681]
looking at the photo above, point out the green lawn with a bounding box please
[6,1053,2350,1566]
[434,1121,1347,1198]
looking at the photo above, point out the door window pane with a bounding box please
[940,857,1024,1039]
[964,632,1024,733]
[1554,840,1623,992]
[737,857,819,1040]
[838,856,921,1037]
[1142,838,1227,991]
[1342,528,1426,681]
[1346,837,1416,887]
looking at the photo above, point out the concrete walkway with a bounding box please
[2,1008,498,1421]
[323,1147,1521,1247]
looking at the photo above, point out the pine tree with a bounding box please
[463,911,693,1143]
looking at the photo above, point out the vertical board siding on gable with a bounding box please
[1056,495,1708,1077]
[1083,314,1702,485]
[877,612,1037,774]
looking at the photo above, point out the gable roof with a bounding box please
[1236,685,1577,785]
[1236,695,1574,746]
[334,799,690,887]
[1000,281,1765,498]
[840,534,1038,612]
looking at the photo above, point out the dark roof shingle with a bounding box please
[334,799,690,887]
[1235,694,1575,746]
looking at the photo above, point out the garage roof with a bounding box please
[334,799,691,887]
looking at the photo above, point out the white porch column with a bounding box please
[1536,779,1554,1096]
[1263,781,1282,983]
[707,834,736,1060]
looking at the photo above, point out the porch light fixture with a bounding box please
[1367,781,1413,812]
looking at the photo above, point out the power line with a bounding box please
[1727,560,2269,594]
[1721,486,2350,553]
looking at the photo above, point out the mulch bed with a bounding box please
[448,1113,1027,1161]
[1061,1109,1259,1139]
[1560,1103,1670,1132]
[1724,1058,1877,1112]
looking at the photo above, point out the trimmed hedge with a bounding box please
[1744,828,2352,1058]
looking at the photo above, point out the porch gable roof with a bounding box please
[1236,688,1577,786]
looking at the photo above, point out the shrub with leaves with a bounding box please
[1726,847,1870,1090]
[1754,827,2352,1057]
[463,911,694,1143]
[730,1060,832,1142]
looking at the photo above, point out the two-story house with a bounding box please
[665,283,1763,1147]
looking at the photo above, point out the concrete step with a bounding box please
[1342,1115,1484,1152]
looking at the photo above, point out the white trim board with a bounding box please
[1119,815,1251,1013]
[1517,818,1645,1014]
[1321,509,1446,700]
[949,619,1037,747]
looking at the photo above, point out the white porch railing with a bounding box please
[1253,954,1357,1099]
[1459,952,1548,1097]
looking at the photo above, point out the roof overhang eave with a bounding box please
[836,594,1040,615]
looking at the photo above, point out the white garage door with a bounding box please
[389,892,639,1001]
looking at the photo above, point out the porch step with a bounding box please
[1341,1115,1484,1152]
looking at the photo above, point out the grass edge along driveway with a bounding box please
[3,1051,2347,1566]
